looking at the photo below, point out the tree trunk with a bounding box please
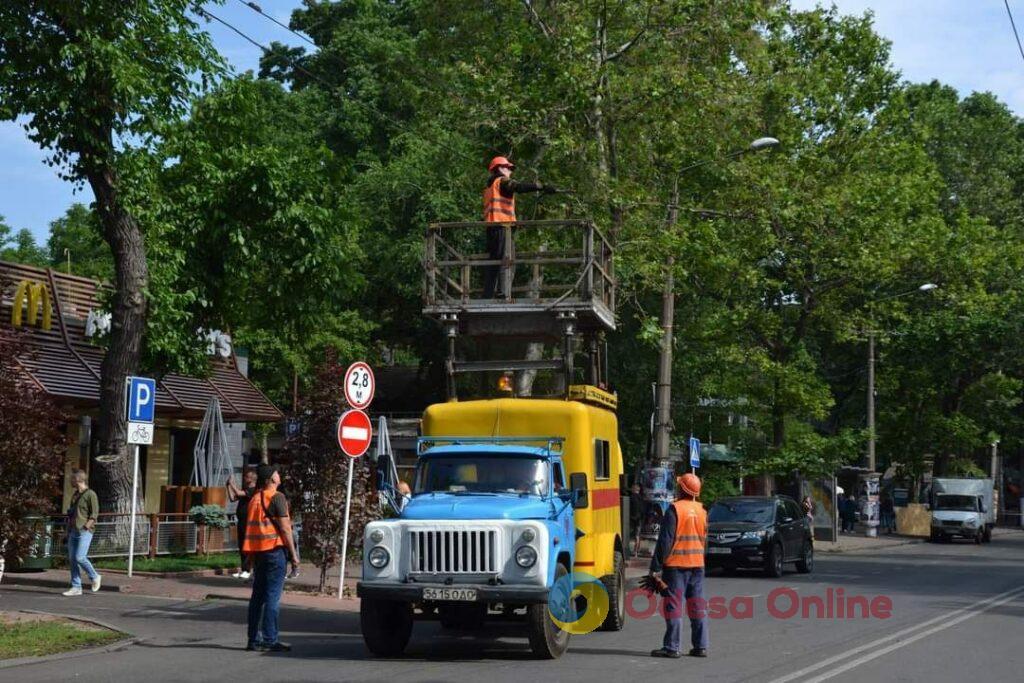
[87,163,149,520]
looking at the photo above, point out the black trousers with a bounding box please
[483,225,505,299]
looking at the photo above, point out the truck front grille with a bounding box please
[942,520,962,527]
[410,529,497,573]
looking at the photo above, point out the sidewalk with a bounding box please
[815,532,923,554]
[0,559,364,611]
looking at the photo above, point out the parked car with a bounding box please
[705,496,814,577]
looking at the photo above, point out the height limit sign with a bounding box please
[344,361,375,410]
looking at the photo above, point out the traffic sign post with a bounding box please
[689,436,701,472]
[337,407,373,600]
[124,376,156,578]
[344,362,375,410]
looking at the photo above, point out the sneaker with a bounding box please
[260,641,291,652]
[650,648,682,658]
[286,568,300,580]
[689,648,708,658]
[91,575,102,593]
[245,642,263,651]
[62,587,83,596]
[238,571,251,580]
[232,571,242,578]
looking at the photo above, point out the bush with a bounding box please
[188,504,229,529]
[0,320,67,569]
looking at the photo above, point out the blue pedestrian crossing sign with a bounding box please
[125,376,156,423]
[688,437,701,469]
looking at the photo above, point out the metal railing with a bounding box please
[43,512,239,558]
[423,219,615,312]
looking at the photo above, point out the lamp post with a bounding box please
[652,137,779,462]
[865,282,938,472]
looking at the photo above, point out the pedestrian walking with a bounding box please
[226,466,257,579]
[242,464,300,652]
[630,483,644,555]
[63,469,101,596]
[880,493,895,534]
[649,473,709,659]
[802,496,815,527]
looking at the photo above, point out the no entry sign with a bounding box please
[337,409,372,458]
[344,361,375,410]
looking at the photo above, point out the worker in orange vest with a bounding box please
[242,464,300,652]
[649,472,709,658]
[482,155,559,298]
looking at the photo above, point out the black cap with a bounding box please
[257,464,279,488]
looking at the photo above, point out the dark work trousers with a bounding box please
[662,567,709,653]
[483,224,507,299]
[248,547,286,646]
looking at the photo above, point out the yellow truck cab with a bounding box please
[358,385,627,659]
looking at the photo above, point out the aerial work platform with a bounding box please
[422,220,617,398]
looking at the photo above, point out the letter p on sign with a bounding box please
[126,377,156,423]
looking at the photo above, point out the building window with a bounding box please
[170,429,199,486]
[594,439,610,481]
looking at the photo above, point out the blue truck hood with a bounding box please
[402,494,552,521]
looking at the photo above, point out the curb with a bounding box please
[0,610,136,670]
[100,567,234,579]
[817,537,924,554]
[1,575,127,593]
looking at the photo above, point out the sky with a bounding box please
[3,1,1024,245]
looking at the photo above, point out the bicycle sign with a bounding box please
[127,422,153,446]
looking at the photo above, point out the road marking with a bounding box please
[770,584,1024,683]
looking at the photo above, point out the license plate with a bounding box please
[707,547,732,555]
[422,587,478,601]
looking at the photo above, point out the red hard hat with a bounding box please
[488,156,514,172]
[677,473,702,498]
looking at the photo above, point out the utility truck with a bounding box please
[929,477,995,544]
[358,386,626,658]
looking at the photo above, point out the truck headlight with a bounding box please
[521,528,536,543]
[964,518,978,527]
[370,528,385,543]
[368,546,390,568]
[515,546,538,568]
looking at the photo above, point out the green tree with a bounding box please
[46,204,113,281]
[0,217,47,267]
[0,1,222,516]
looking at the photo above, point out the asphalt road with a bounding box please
[2,531,1022,683]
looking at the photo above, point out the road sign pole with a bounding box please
[337,458,355,600]
[127,444,139,578]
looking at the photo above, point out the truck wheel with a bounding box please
[361,598,413,657]
[764,541,784,578]
[974,529,983,545]
[795,541,814,574]
[983,527,992,543]
[598,550,626,631]
[527,563,571,659]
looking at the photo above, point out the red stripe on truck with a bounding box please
[591,488,620,510]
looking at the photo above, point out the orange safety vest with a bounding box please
[242,490,284,553]
[483,176,516,222]
[664,499,707,569]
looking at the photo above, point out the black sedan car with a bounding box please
[704,496,813,577]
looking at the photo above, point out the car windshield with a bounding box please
[708,501,774,524]
[936,494,978,512]
[415,454,549,496]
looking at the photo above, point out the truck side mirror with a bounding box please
[570,472,588,509]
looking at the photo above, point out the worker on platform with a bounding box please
[649,472,709,659]
[482,156,558,298]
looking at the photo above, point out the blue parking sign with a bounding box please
[688,437,701,469]
[126,376,156,423]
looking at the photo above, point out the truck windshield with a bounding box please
[708,501,774,525]
[415,455,549,496]
[936,495,979,512]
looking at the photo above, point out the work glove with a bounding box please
[541,184,561,195]
[639,573,669,596]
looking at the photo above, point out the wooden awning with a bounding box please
[2,260,282,423]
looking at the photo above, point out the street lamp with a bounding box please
[866,282,940,473]
[652,136,780,463]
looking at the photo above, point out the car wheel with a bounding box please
[361,599,413,657]
[527,563,571,659]
[597,550,626,631]
[983,527,992,543]
[764,542,784,578]
[974,529,983,545]
[795,541,813,574]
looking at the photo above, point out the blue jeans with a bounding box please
[68,530,98,589]
[247,547,286,645]
[662,567,709,653]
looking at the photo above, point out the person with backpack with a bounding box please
[242,464,299,652]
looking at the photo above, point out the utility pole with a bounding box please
[653,180,680,462]
[867,329,876,472]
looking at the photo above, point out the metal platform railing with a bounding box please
[423,220,615,326]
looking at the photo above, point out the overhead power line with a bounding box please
[1005,0,1024,66]
[233,0,317,48]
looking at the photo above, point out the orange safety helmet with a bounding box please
[488,155,515,172]
[677,473,702,498]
